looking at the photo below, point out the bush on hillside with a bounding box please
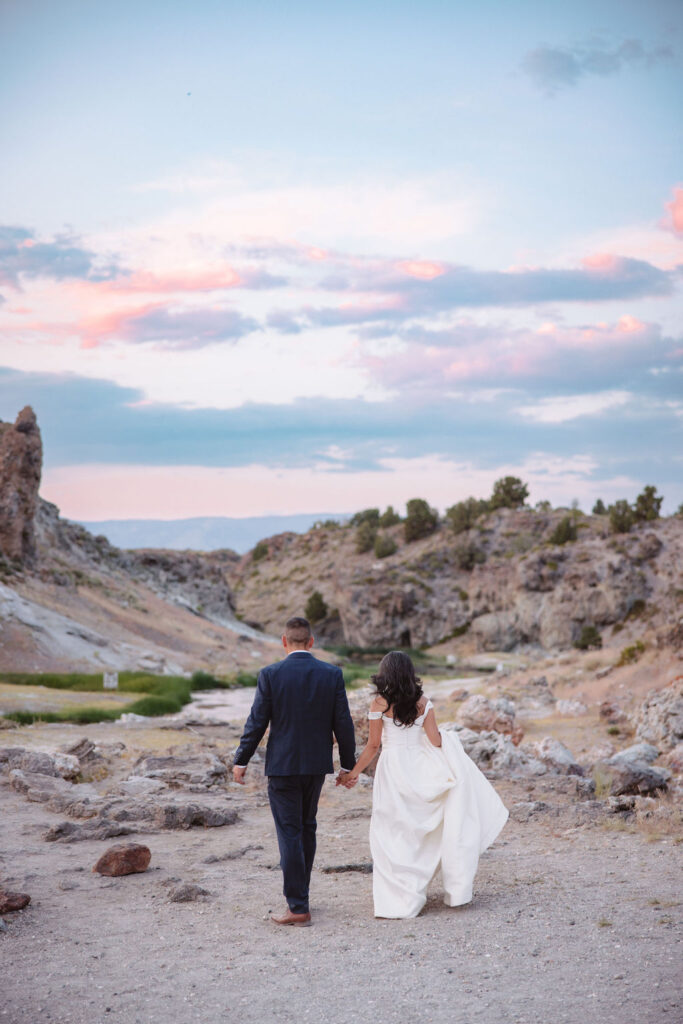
[305,590,328,623]
[445,497,489,535]
[633,485,663,523]
[549,516,577,546]
[374,533,397,559]
[609,500,635,534]
[252,540,269,561]
[379,505,401,527]
[355,520,377,553]
[404,498,438,542]
[489,476,529,510]
[349,508,380,528]
[574,625,602,650]
[454,542,486,571]
[592,499,607,515]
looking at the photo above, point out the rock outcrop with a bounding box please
[634,679,683,751]
[0,406,42,564]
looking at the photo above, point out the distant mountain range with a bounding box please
[78,514,344,553]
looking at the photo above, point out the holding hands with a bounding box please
[336,769,358,788]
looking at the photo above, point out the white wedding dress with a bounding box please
[368,701,509,918]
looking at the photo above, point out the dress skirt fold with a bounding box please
[370,726,508,918]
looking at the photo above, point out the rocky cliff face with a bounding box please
[0,407,42,565]
[225,508,682,654]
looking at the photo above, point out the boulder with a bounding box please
[132,754,227,788]
[596,758,669,797]
[0,890,31,913]
[44,820,136,843]
[52,753,81,780]
[452,727,547,777]
[610,742,660,766]
[457,694,523,744]
[533,737,585,776]
[151,803,238,830]
[93,843,151,876]
[0,406,42,563]
[167,883,210,903]
[634,679,683,751]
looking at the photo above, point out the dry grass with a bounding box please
[634,792,683,842]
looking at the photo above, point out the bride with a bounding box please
[338,651,508,918]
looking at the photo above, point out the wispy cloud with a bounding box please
[80,304,259,350]
[516,390,632,424]
[661,186,683,238]
[521,39,674,96]
[0,225,118,290]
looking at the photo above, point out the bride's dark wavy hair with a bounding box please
[371,651,424,727]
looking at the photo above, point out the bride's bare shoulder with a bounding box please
[370,694,389,712]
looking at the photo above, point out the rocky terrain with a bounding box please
[225,509,682,655]
[1,667,680,1024]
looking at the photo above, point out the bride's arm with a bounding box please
[423,707,442,748]
[339,707,384,786]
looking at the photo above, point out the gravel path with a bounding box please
[1,766,680,1024]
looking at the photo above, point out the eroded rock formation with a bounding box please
[0,406,42,564]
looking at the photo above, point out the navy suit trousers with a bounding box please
[267,774,326,914]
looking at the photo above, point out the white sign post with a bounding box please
[103,672,119,690]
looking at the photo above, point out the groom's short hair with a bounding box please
[285,616,312,644]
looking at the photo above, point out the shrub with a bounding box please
[379,505,401,527]
[349,508,380,528]
[575,625,602,650]
[617,640,646,666]
[592,499,607,515]
[445,497,489,535]
[454,542,486,571]
[535,500,552,512]
[252,540,269,562]
[609,500,635,534]
[234,671,258,687]
[126,695,184,716]
[374,533,397,559]
[404,498,438,542]
[633,485,663,523]
[549,516,577,545]
[489,476,529,510]
[305,590,328,622]
[355,520,377,553]
[191,669,222,690]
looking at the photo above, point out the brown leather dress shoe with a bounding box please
[271,909,312,927]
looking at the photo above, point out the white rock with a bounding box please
[52,753,81,780]
[556,699,588,716]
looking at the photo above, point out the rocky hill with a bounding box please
[0,409,279,674]
[0,406,681,674]
[225,507,682,656]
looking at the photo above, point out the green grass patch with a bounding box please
[0,667,259,725]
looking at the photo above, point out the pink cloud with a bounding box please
[661,185,683,237]
[358,317,676,392]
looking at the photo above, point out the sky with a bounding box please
[1,0,681,521]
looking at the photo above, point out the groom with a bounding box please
[232,616,356,926]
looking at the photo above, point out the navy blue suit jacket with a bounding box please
[234,651,356,776]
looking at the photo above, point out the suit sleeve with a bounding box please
[234,669,272,766]
[332,669,356,771]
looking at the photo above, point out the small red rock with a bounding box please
[0,890,31,913]
[93,843,151,876]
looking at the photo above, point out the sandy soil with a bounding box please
[1,681,681,1024]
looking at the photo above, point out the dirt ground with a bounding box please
[1,708,681,1024]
